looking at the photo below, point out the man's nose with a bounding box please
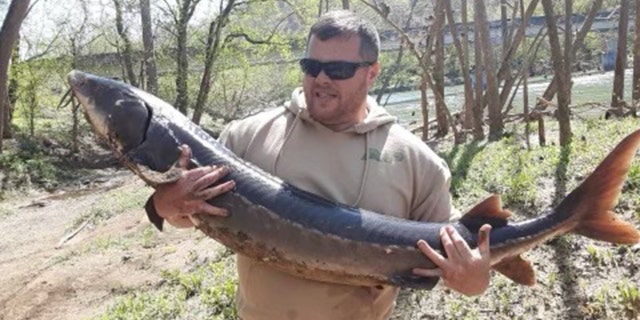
[314,70,332,83]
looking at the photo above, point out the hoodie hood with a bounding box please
[284,87,397,134]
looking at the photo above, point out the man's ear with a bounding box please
[367,61,381,87]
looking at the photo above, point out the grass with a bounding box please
[442,116,640,217]
[0,204,14,218]
[70,185,152,230]
[618,280,640,317]
[96,254,238,320]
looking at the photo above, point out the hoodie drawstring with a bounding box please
[351,131,370,207]
[273,109,301,175]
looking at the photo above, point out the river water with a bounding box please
[381,69,634,125]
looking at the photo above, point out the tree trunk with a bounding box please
[476,0,502,141]
[341,0,349,9]
[70,38,81,152]
[420,74,429,141]
[113,0,138,87]
[520,0,531,149]
[612,0,629,112]
[444,0,473,138]
[500,0,512,90]
[140,0,158,94]
[633,0,640,107]
[4,33,20,139]
[0,0,30,151]
[174,0,200,114]
[460,0,473,131]
[501,0,509,49]
[495,0,539,109]
[473,7,485,141]
[192,0,235,125]
[433,0,447,137]
[542,0,572,146]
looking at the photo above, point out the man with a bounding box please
[148,10,491,320]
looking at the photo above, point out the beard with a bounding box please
[304,80,369,130]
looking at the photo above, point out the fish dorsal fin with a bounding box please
[493,255,536,286]
[462,194,512,220]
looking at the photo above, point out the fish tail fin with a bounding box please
[560,129,640,244]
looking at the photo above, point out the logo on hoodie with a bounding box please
[362,148,405,164]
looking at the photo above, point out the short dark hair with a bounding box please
[307,10,380,62]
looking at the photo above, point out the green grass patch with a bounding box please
[71,186,152,229]
[0,135,81,193]
[0,204,15,218]
[96,255,238,320]
[89,236,132,253]
[617,280,640,318]
[442,117,640,218]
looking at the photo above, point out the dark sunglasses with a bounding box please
[299,58,375,80]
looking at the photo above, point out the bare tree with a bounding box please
[476,0,503,141]
[496,0,539,110]
[4,33,19,139]
[113,0,138,87]
[542,0,572,146]
[520,0,530,149]
[500,0,512,91]
[63,0,93,152]
[533,0,604,112]
[433,0,447,137]
[444,0,474,139]
[460,0,474,133]
[375,1,416,105]
[611,0,629,113]
[191,0,236,124]
[473,4,485,140]
[0,0,30,152]
[361,0,459,142]
[501,0,509,49]
[140,0,157,94]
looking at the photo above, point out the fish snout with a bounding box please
[66,70,88,90]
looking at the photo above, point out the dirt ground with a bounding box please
[0,171,226,320]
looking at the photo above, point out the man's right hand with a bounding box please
[153,145,235,228]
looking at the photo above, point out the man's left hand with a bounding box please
[412,224,492,296]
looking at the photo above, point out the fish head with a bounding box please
[67,70,149,156]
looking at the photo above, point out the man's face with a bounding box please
[302,34,379,131]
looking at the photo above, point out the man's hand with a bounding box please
[412,224,492,296]
[153,145,235,228]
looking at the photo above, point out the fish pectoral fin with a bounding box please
[493,255,535,286]
[575,210,640,244]
[130,162,183,188]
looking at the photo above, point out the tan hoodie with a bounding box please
[219,88,455,320]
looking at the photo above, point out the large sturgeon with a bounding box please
[66,70,640,289]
